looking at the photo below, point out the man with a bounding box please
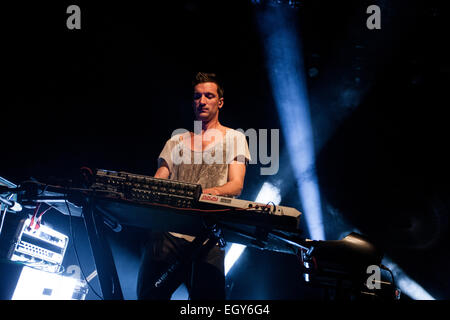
[137,72,250,300]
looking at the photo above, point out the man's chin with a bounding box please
[196,114,210,121]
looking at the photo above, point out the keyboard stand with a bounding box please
[82,196,124,300]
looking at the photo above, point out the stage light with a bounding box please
[12,266,85,300]
[256,6,325,241]
[339,228,436,300]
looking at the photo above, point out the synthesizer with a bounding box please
[90,169,202,208]
[87,169,303,253]
[198,193,301,220]
[19,168,300,221]
[90,169,300,217]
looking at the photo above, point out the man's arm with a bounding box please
[203,161,246,197]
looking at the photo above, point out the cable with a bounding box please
[65,197,104,300]
[266,201,277,214]
[134,200,249,213]
[35,205,53,229]
[380,264,396,288]
[20,261,66,274]
[0,194,15,236]
[28,203,41,230]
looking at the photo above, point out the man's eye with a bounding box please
[193,93,202,99]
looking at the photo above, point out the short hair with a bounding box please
[192,72,224,98]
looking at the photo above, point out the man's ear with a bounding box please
[218,97,224,109]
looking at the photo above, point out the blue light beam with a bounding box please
[256,6,325,240]
[382,256,436,300]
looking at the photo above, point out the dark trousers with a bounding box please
[136,232,225,300]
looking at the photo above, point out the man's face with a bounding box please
[193,82,223,121]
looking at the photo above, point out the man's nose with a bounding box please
[199,95,207,105]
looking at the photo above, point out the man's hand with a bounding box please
[202,187,220,195]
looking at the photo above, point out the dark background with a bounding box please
[1,0,449,300]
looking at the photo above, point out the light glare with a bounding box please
[12,266,78,300]
[225,182,282,276]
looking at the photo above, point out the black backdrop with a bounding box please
[2,0,449,300]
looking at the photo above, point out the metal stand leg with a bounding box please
[82,197,124,300]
